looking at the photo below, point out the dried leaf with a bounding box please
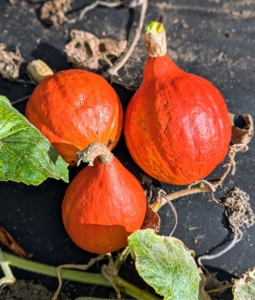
[0,227,33,258]
[203,272,231,299]
[198,269,212,300]
[141,202,160,232]
[41,0,72,26]
[64,30,127,70]
[0,44,23,80]
[229,113,254,145]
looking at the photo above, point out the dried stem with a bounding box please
[79,1,126,20]
[101,254,121,299]
[77,142,114,166]
[107,0,148,76]
[207,283,233,293]
[52,254,105,300]
[11,95,30,105]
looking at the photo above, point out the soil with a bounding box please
[0,280,70,300]
[1,0,255,299]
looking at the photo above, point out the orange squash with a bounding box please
[124,21,232,185]
[25,65,123,166]
[62,142,147,254]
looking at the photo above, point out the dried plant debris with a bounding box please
[204,272,231,300]
[223,187,255,234]
[141,202,160,232]
[41,0,73,26]
[0,44,23,80]
[64,30,127,70]
[229,113,254,145]
[232,266,255,299]
[199,269,212,300]
[0,227,33,258]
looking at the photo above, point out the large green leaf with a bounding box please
[232,266,255,299]
[128,229,200,300]
[0,95,69,185]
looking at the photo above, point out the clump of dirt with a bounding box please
[0,280,70,300]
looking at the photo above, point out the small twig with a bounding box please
[79,1,126,20]
[107,0,148,76]
[155,190,178,236]
[207,283,233,294]
[52,254,106,300]
[11,95,31,105]
[10,79,36,85]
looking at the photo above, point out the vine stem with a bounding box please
[151,145,247,212]
[1,251,160,300]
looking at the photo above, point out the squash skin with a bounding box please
[124,56,232,185]
[25,69,123,166]
[62,157,147,254]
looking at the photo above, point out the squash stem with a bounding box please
[1,251,160,300]
[27,60,54,83]
[144,21,167,58]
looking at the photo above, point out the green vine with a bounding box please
[0,250,160,300]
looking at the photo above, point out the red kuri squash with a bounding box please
[25,61,123,166]
[62,142,147,254]
[124,21,232,185]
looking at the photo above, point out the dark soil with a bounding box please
[0,280,70,300]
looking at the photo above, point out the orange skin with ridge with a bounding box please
[25,69,123,166]
[62,157,147,254]
[124,55,232,185]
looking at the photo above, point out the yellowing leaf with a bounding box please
[128,229,200,300]
[232,266,255,299]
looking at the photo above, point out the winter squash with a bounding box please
[25,61,123,166]
[61,142,147,254]
[124,21,232,185]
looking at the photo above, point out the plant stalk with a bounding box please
[1,251,160,300]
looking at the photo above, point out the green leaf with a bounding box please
[0,96,69,185]
[128,229,200,300]
[232,266,255,299]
